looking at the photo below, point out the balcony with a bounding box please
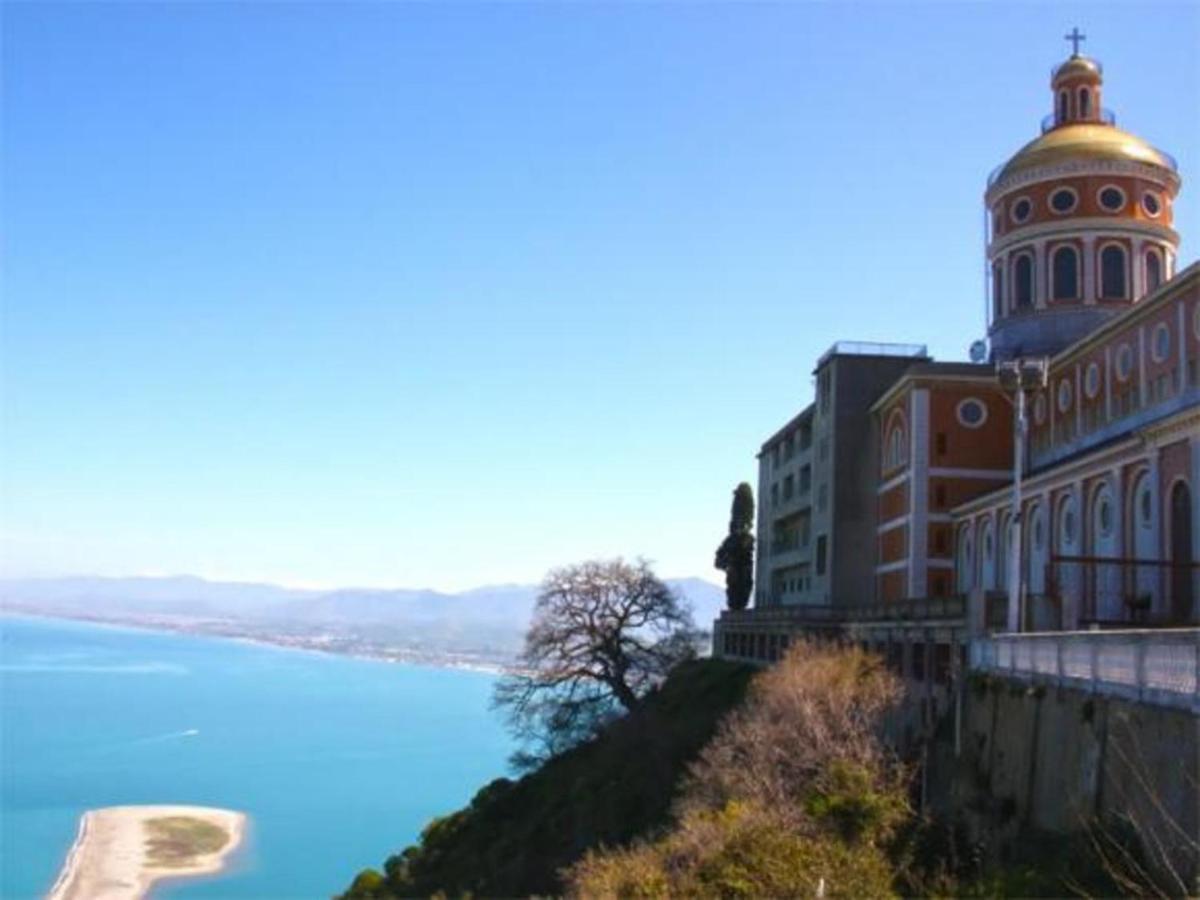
[720,595,966,626]
[1039,107,1116,133]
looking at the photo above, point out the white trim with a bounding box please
[1097,240,1130,300]
[928,466,1011,479]
[876,559,909,575]
[877,515,910,535]
[1096,182,1127,214]
[877,470,910,495]
[955,397,989,429]
[1048,185,1079,216]
[928,559,956,570]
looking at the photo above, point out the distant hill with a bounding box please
[0,573,727,660]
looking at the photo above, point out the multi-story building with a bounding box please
[715,43,1197,675]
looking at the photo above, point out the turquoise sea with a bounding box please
[0,616,513,899]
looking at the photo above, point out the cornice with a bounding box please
[988,218,1179,257]
[985,157,1180,205]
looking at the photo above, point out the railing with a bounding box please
[1047,555,1200,629]
[720,594,966,626]
[815,341,927,368]
[1039,108,1116,133]
[971,629,1199,711]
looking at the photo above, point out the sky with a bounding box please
[2,2,1198,592]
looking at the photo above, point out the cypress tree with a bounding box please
[714,482,755,610]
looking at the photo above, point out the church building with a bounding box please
[715,38,1198,673]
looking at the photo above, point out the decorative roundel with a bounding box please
[1098,185,1126,213]
[1050,187,1078,214]
[1085,362,1101,399]
[1142,192,1162,217]
[1057,379,1074,413]
[1115,344,1134,382]
[1034,393,1047,424]
[1010,197,1033,225]
[956,397,988,428]
[1153,323,1172,363]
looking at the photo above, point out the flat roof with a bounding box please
[814,341,929,370]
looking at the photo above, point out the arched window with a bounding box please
[884,420,906,471]
[993,263,1004,318]
[1100,245,1127,299]
[1014,253,1034,309]
[1052,246,1079,300]
[1058,91,1069,123]
[1079,87,1091,118]
[1146,249,1163,293]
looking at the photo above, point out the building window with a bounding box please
[1146,249,1163,293]
[1058,91,1068,123]
[815,536,827,576]
[1079,87,1091,118]
[1085,362,1101,399]
[992,264,1004,317]
[1010,197,1032,224]
[1052,246,1079,300]
[1013,253,1034,309]
[956,398,987,428]
[1050,187,1078,214]
[1100,245,1127,299]
[884,418,906,471]
[1098,185,1125,212]
[1153,323,1172,363]
[817,484,828,512]
[1143,192,1162,217]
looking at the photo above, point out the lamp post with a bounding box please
[996,357,1049,633]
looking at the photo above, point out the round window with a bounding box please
[1116,344,1134,382]
[1098,186,1125,212]
[956,398,988,428]
[1050,188,1078,214]
[1058,379,1073,412]
[1153,323,1171,363]
[1011,197,1033,224]
[1085,363,1101,399]
[1034,393,1046,425]
[1143,192,1162,217]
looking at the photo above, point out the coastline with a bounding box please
[47,805,247,900]
[0,610,515,676]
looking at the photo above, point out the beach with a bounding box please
[47,805,246,900]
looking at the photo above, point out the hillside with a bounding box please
[339,658,756,899]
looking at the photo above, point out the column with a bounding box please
[1131,238,1145,300]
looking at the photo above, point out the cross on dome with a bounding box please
[1064,27,1086,57]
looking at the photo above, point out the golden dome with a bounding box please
[991,123,1177,186]
[1053,55,1101,83]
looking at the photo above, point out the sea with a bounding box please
[0,615,513,899]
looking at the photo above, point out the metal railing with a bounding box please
[971,629,1199,711]
[1040,108,1116,133]
[720,594,966,626]
[1047,555,1200,628]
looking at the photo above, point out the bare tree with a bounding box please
[493,558,700,767]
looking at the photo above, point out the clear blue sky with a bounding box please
[3,2,1198,591]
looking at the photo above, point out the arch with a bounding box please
[956,526,975,594]
[1055,492,1082,622]
[1027,502,1048,596]
[883,409,908,472]
[1169,479,1194,623]
[1052,245,1079,300]
[980,518,997,591]
[1058,90,1069,123]
[1079,86,1091,118]
[1130,469,1160,616]
[1013,252,1034,310]
[1100,244,1128,299]
[1146,247,1164,293]
[1090,480,1120,620]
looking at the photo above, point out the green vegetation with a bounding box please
[714,482,755,610]
[143,816,229,868]
[338,658,754,898]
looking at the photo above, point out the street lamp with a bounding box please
[996,357,1049,633]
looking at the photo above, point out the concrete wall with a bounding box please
[942,676,1200,886]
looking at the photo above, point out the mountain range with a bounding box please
[0,574,727,663]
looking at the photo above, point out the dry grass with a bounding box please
[143,816,230,868]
